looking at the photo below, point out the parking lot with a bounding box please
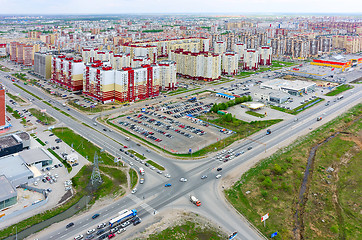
[114,99,230,154]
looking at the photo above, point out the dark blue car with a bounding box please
[92,213,100,219]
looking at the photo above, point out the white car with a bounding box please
[165,174,171,178]
[180,178,187,182]
[87,229,95,235]
[216,174,221,179]
[150,166,156,170]
[129,162,134,166]
[131,188,137,194]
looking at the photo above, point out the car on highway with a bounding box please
[110,227,118,234]
[85,234,94,240]
[131,188,137,194]
[317,117,322,121]
[74,235,83,240]
[108,233,115,239]
[165,174,171,178]
[87,229,95,235]
[123,145,128,148]
[96,229,105,235]
[180,178,187,182]
[216,174,221,179]
[117,228,126,234]
[139,178,145,184]
[92,213,100,219]
[201,175,207,179]
[165,183,172,187]
[97,223,107,229]
[217,168,222,171]
[120,220,131,228]
[66,222,74,228]
[157,170,163,174]
[133,217,141,226]
[247,146,253,150]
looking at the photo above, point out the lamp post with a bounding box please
[13,226,17,240]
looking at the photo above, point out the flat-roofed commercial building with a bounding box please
[260,79,316,96]
[0,175,17,210]
[0,132,30,158]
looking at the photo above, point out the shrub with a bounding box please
[273,163,283,175]
[330,225,339,233]
[262,177,273,189]
[257,175,266,182]
[261,190,268,198]
[273,196,278,201]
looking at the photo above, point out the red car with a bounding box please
[123,146,128,148]
[108,234,115,239]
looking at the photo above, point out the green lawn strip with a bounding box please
[35,138,46,146]
[245,111,265,118]
[13,83,42,100]
[147,218,227,240]
[128,150,146,160]
[146,160,165,171]
[52,127,115,165]
[168,87,201,96]
[224,103,362,239]
[0,64,11,72]
[6,105,14,113]
[190,90,214,96]
[47,148,72,172]
[270,97,324,115]
[12,73,28,81]
[325,84,354,96]
[68,100,102,113]
[6,92,25,103]
[304,136,356,239]
[28,108,56,125]
[129,168,138,189]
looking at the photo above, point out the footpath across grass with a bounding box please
[325,84,354,96]
[224,104,362,239]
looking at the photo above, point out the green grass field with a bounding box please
[129,168,138,189]
[6,92,25,103]
[245,111,265,118]
[52,127,115,165]
[325,84,354,96]
[225,103,362,239]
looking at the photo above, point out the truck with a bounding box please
[266,129,271,135]
[139,167,145,175]
[190,195,201,206]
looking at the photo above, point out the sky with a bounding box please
[0,0,361,15]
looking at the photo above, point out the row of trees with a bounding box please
[211,95,252,113]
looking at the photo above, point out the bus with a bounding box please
[109,209,137,227]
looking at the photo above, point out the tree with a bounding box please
[212,104,219,113]
[219,103,227,110]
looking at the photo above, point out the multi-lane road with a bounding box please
[1,70,361,240]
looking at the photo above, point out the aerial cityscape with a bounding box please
[0,1,361,240]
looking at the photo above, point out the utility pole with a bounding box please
[91,152,102,188]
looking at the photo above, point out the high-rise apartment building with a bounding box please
[222,52,239,75]
[169,49,221,81]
